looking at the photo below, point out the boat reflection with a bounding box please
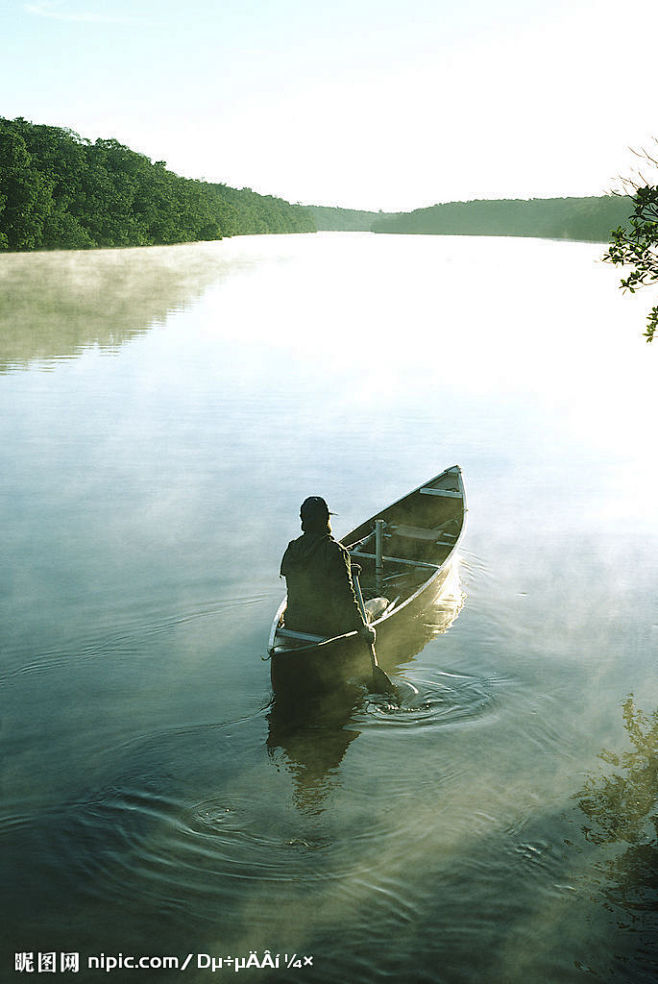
[266,685,363,813]
[266,561,465,811]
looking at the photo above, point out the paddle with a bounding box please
[352,571,395,694]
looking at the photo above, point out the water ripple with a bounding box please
[358,670,500,729]
[1,594,269,681]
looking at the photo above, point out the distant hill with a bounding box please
[307,205,396,232]
[370,196,633,242]
[0,116,315,251]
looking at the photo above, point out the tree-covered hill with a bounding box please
[371,196,634,242]
[0,117,315,251]
[307,204,396,231]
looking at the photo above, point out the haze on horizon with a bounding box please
[3,0,658,213]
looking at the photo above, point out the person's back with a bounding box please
[280,496,374,642]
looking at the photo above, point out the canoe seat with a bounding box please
[419,486,462,498]
[276,596,388,642]
[276,627,328,643]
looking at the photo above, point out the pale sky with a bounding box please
[3,0,657,211]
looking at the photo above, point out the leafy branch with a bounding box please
[604,140,658,342]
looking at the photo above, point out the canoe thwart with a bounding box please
[350,549,440,571]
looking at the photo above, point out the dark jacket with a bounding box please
[280,532,366,637]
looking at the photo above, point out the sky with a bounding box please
[3,0,658,211]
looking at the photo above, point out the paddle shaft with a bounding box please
[352,571,394,692]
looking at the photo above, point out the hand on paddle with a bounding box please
[352,572,394,693]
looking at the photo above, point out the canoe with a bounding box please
[267,465,466,693]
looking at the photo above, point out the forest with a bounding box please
[0,116,637,251]
[0,117,315,250]
[370,196,633,241]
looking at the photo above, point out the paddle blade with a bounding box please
[372,663,395,694]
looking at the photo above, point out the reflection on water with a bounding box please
[577,696,658,913]
[0,237,296,371]
[267,690,362,814]
[579,696,658,846]
[377,561,467,669]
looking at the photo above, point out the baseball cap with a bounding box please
[300,496,335,522]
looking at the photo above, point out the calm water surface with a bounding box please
[1,233,657,983]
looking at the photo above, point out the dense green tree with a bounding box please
[0,120,53,249]
[0,116,315,252]
[604,144,658,342]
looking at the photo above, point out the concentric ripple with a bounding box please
[358,670,500,729]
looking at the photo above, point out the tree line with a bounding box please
[370,196,633,242]
[0,116,315,251]
[2,115,653,340]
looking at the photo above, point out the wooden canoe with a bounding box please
[267,465,466,693]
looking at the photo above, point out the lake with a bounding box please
[1,232,657,983]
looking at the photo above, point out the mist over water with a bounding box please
[1,233,657,982]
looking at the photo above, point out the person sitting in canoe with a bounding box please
[280,496,376,644]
